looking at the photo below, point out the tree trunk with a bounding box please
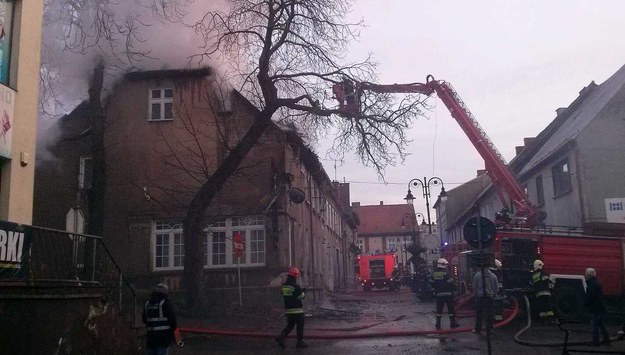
[183,110,274,311]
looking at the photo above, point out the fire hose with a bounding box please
[177,296,520,340]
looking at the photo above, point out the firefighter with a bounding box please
[492,259,505,321]
[430,258,460,329]
[275,266,308,349]
[142,282,178,355]
[530,259,554,323]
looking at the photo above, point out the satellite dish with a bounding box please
[288,187,305,204]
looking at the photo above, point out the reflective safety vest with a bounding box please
[145,299,172,332]
[430,269,455,297]
[282,284,305,314]
[531,270,551,297]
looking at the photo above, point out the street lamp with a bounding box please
[404,177,449,234]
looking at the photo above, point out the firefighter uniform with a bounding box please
[142,283,177,354]
[430,258,460,329]
[530,260,554,321]
[492,259,505,321]
[276,267,308,349]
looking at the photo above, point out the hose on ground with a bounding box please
[178,296,520,340]
[512,294,618,348]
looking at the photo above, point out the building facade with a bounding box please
[0,1,44,224]
[438,64,625,248]
[351,202,420,269]
[33,67,357,308]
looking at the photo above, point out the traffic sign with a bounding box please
[463,217,496,249]
[233,231,243,257]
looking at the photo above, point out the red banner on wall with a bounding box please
[233,231,243,257]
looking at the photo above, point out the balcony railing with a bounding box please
[0,224,139,326]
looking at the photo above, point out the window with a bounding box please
[205,216,266,268]
[535,175,544,206]
[79,156,93,189]
[153,220,184,270]
[149,88,174,121]
[609,202,624,211]
[0,2,14,85]
[355,239,364,252]
[552,159,572,197]
[387,238,397,252]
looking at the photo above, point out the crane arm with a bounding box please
[333,76,539,227]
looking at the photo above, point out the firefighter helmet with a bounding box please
[494,259,502,268]
[154,282,169,295]
[533,259,544,270]
[437,258,449,267]
[287,266,301,277]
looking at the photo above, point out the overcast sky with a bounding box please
[318,0,625,215]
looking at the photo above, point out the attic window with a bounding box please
[149,88,174,121]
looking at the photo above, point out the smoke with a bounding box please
[37,0,230,160]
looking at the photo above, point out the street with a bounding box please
[165,287,621,355]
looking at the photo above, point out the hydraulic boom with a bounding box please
[333,75,540,227]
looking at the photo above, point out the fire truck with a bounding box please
[355,253,399,292]
[334,76,624,318]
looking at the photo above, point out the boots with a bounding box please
[435,316,441,330]
[275,335,285,349]
[450,316,460,329]
[296,340,308,348]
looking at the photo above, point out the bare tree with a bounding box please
[183,0,428,310]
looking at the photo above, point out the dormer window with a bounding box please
[149,88,174,121]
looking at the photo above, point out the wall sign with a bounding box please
[0,1,14,85]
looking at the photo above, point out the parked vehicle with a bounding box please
[356,253,398,292]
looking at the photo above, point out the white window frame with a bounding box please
[148,87,174,121]
[152,220,184,271]
[78,156,93,190]
[205,216,266,268]
[355,239,364,253]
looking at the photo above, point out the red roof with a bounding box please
[355,203,417,235]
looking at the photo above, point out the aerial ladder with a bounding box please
[332,75,541,227]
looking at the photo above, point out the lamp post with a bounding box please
[404,177,449,234]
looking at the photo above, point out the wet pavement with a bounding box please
[170,287,625,354]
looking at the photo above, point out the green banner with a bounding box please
[0,221,31,279]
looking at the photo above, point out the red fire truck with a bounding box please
[355,253,399,292]
[335,76,625,317]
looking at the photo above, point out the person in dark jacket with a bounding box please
[275,266,308,349]
[430,258,460,329]
[584,268,610,346]
[142,282,177,355]
[530,259,554,323]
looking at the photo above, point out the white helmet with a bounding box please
[437,258,449,267]
[533,259,544,270]
[494,259,502,268]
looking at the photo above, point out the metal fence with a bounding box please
[25,226,139,326]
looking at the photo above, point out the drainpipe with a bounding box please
[308,176,316,287]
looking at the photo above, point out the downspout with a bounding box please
[308,175,316,287]
[573,147,586,225]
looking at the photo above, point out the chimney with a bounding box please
[476,169,487,177]
[351,202,360,209]
[556,107,567,116]
[523,137,535,147]
[515,146,524,155]
[379,201,384,205]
